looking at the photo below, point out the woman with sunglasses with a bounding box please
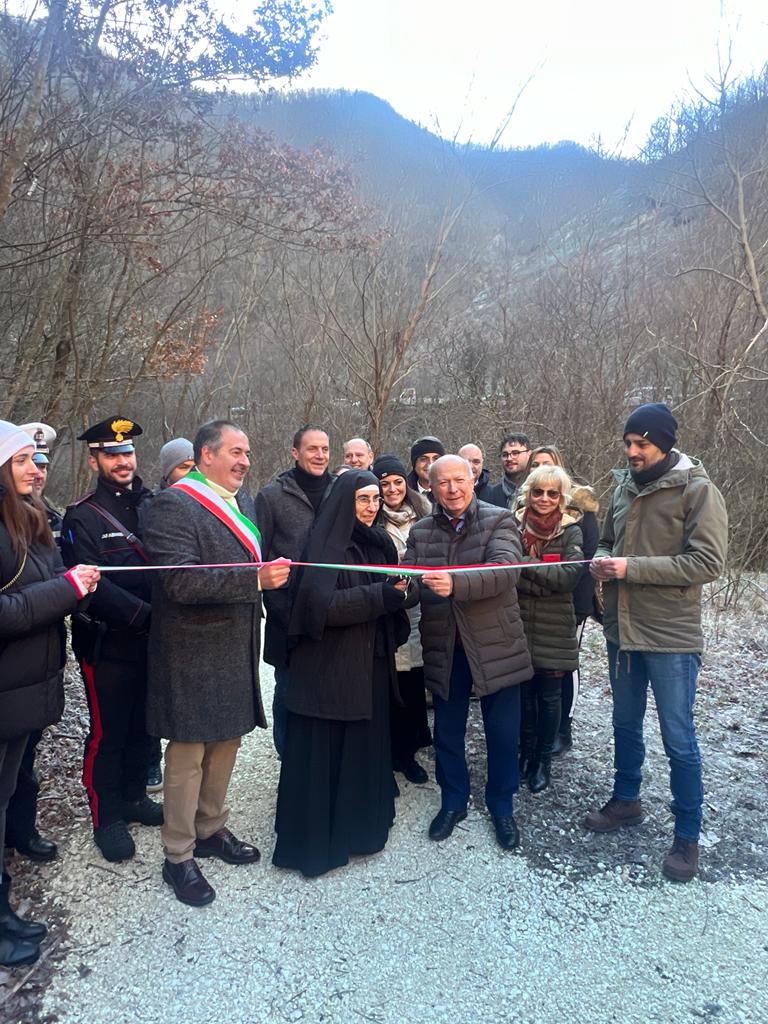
[525,447,600,754]
[273,470,409,877]
[372,454,432,784]
[516,465,584,793]
[0,422,99,967]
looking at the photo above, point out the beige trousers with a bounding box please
[161,737,241,863]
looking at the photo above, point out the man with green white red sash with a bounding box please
[143,420,290,907]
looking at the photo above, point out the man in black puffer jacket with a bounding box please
[404,454,532,852]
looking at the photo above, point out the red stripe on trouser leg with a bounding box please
[80,658,104,828]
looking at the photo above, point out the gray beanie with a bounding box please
[0,420,36,469]
[160,437,194,481]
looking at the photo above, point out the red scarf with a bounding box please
[521,507,563,558]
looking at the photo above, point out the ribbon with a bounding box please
[96,558,594,576]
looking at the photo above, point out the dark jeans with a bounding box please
[0,735,29,873]
[5,729,44,846]
[432,648,520,817]
[608,642,703,841]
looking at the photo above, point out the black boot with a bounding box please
[552,718,573,757]
[0,872,47,941]
[528,676,562,794]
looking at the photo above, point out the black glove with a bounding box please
[382,583,407,611]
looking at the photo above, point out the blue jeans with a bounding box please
[432,648,520,817]
[608,642,703,841]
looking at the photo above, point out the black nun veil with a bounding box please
[288,469,399,643]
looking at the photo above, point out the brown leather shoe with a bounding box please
[584,797,645,832]
[194,827,260,865]
[162,859,215,907]
[662,836,699,882]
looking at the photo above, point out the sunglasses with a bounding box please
[530,487,560,499]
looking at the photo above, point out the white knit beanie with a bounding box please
[0,420,36,469]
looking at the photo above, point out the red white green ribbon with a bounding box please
[172,470,262,560]
[98,558,593,575]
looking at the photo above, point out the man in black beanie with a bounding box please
[407,436,445,507]
[586,402,728,883]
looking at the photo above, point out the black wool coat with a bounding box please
[143,487,267,743]
[285,538,408,722]
[254,469,334,668]
[0,511,83,740]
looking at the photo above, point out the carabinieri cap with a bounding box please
[77,417,143,453]
[19,421,57,465]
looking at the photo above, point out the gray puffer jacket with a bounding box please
[404,498,532,698]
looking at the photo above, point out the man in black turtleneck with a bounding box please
[62,417,162,863]
[255,425,334,757]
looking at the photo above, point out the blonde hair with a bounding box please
[522,464,572,510]
[527,444,564,470]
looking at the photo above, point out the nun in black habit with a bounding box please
[272,470,409,878]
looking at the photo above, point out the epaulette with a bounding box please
[65,490,96,510]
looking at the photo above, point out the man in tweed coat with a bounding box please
[144,420,290,907]
[404,455,532,851]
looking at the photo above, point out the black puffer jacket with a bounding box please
[404,497,532,698]
[0,512,83,740]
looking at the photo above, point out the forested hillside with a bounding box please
[1,5,766,570]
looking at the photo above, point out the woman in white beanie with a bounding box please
[0,422,100,968]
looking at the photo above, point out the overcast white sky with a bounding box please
[279,0,768,153]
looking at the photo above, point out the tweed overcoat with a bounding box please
[143,486,266,742]
[403,497,532,698]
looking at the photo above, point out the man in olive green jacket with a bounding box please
[586,403,727,883]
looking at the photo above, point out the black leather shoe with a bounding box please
[146,763,163,793]
[394,758,429,784]
[194,827,260,865]
[0,873,47,941]
[121,796,164,827]
[11,830,58,863]
[428,808,467,841]
[518,755,535,782]
[0,934,39,969]
[492,815,520,850]
[162,859,215,907]
[94,820,136,862]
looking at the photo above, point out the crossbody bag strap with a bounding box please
[0,550,28,593]
[85,502,149,563]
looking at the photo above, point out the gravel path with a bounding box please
[2,600,767,1024]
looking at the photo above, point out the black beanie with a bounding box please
[372,454,409,480]
[623,403,678,453]
[410,436,445,467]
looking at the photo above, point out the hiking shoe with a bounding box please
[584,797,645,832]
[94,820,136,862]
[662,836,699,882]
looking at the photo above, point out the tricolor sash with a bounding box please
[173,471,262,561]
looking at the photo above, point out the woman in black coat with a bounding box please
[0,422,99,968]
[272,470,409,877]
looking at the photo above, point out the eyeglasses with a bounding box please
[355,495,382,506]
[502,449,529,459]
[530,488,560,499]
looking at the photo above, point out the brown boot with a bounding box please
[662,836,699,882]
[584,797,645,832]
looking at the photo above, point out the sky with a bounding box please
[277,0,768,154]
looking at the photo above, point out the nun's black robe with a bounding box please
[272,471,409,878]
